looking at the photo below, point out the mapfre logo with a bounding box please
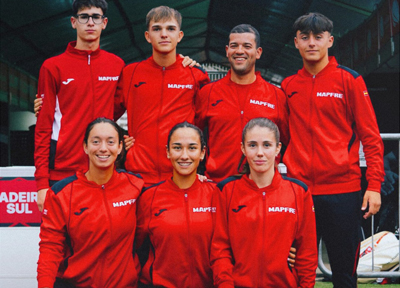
[168,84,193,89]
[316,92,343,99]
[113,198,136,207]
[193,207,216,213]
[269,207,296,214]
[249,99,275,109]
[98,76,119,81]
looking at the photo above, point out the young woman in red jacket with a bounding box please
[135,121,218,287]
[211,117,317,288]
[37,118,144,288]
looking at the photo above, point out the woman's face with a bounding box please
[241,126,281,175]
[167,127,205,177]
[84,122,122,170]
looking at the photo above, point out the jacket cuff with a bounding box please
[37,276,55,288]
[36,177,50,191]
[367,180,382,193]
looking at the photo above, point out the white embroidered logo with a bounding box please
[193,207,217,213]
[316,92,343,99]
[98,76,119,81]
[113,199,136,207]
[62,78,74,85]
[269,207,296,214]
[168,84,193,89]
[249,99,275,109]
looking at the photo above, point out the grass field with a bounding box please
[315,281,399,287]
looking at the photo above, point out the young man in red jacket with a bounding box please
[280,12,384,287]
[195,24,288,183]
[34,0,125,212]
[114,6,209,185]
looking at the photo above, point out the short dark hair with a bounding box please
[229,24,261,48]
[146,6,182,29]
[72,0,108,15]
[167,121,206,151]
[293,12,333,36]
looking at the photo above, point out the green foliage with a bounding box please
[315,281,399,287]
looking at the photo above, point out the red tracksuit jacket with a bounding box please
[37,169,144,288]
[135,177,217,287]
[211,171,317,288]
[114,56,210,185]
[195,71,289,182]
[34,41,124,190]
[281,57,384,195]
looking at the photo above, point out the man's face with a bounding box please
[294,31,333,63]
[71,6,107,43]
[145,18,183,55]
[226,32,262,76]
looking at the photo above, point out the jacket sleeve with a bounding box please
[34,63,58,190]
[113,66,130,121]
[195,84,211,131]
[210,186,235,288]
[37,188,68,288]
[276,87,290,146]
[197,69,210,88]
[348,75,384,192]
[294,188,318,288]
[135,189,153,284]
[135,189,152,250]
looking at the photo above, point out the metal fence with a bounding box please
[318,133,400,280]
[206,71,228,81]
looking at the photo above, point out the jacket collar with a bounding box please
[147,54,182,70]
[165,176,201,192]
[66,41,101,58]
[241,168,283,192]
[77,169,117,188]
[298,56,338,78]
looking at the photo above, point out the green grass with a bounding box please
[315,281,399,287]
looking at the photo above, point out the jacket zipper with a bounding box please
[184,193,193,286]
[310,75,316,186]
[260,191,266,286]
[157,67,166,181]
[100,184,112,286]
[88,53,95,120]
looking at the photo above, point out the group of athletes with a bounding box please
[34,1,385,288]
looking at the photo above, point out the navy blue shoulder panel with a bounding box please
[193,65,207,74]
[282,175,308,192]
[217,175,242,191]
[116,169,143,179]
[337,65,360,79]
[141,180,166,195]
[51,175,78,195]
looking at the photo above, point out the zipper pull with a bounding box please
[262,192,266,200]
[184,193,188,202]
[102,185,105,190]
[88,54,91,65]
